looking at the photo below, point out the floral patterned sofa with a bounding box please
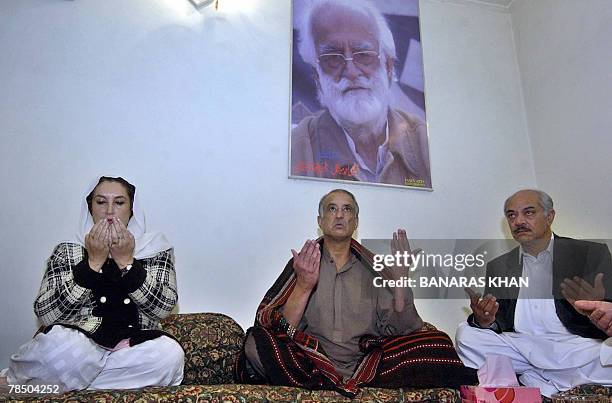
[3,313,610,402]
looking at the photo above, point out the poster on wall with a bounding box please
[289,0,432,190]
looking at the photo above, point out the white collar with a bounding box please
[342,121,389,177]
[519,233,554,263]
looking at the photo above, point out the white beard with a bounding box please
[317,66,390,133]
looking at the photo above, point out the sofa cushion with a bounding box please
[160,312,245,385]
[3,384,461,402]
[7,384,611,403]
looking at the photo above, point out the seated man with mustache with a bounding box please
[234,189,476,397]
[456,189,612,398]
[290,0,431,188]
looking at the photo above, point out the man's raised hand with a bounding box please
[291,240,321,292]
[561,273,605,315]
[465,287,499,328]
[389,229,422,280]
[574,300,612,336]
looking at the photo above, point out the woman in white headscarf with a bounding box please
[1,176,184,392]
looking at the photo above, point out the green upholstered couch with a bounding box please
[2,313,610,402]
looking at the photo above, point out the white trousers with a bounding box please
[3,325,184,392]
[455,322,612,397]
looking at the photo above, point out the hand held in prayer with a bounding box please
[85,220,111,272]
[561,273,605,315]
[291,240,320,292]
[389,229,421,312]
[109,217,135,269]
[574,300,612,336]
[466,287,499,328]
[389,229,421,281]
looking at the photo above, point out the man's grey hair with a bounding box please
[504,189,554,214]
[297,0,397,70]
[318,189,360,217]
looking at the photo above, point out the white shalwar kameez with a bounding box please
[456,239,612,397]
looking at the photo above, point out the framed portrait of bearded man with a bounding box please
[289,0,432,190]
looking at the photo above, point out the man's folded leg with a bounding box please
[364,328,478,389]
[237,326,333,390]
[455,322,532,372]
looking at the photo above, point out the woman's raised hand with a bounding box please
[85,219,110,272]
[110,217,135,269]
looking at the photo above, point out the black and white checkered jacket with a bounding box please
[34,242,177,339]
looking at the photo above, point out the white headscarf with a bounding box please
[73,175,172,259]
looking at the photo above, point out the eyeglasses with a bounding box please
[317,51,380,72]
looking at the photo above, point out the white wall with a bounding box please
[510,0,612,238]
[0,0,534,368]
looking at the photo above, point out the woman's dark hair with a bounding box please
[86,176,136,217]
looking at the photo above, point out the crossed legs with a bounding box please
[4,325,184,392]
